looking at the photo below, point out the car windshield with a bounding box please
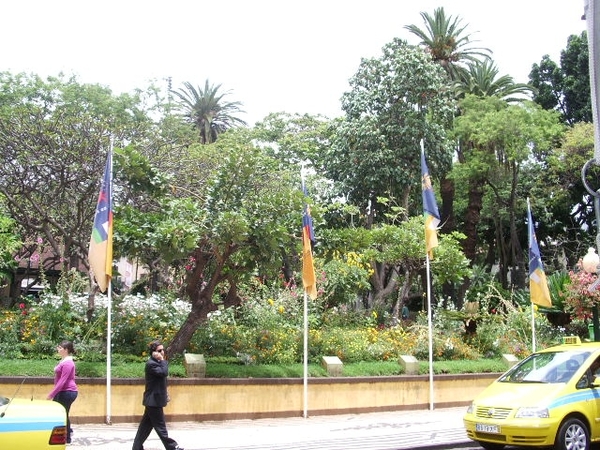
[499,350,591,383]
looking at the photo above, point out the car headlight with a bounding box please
[515,407,549,418]
[466,403,474,414]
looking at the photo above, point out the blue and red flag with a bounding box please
[528,200,552,308]
[421,149,440,259]
[302,180,317,300]
[88,152,113,293]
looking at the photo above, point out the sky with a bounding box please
[1,1,588,125]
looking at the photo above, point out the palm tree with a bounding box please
[404,7,491,80]
[405,8,493,308]
[405,7,491,240]
[454,59,535,101]
[171,80,247,144]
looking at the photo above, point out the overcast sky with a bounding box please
[1,1,588,125]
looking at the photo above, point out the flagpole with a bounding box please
[106,279,112,425]
[531,305,536,353]
[88,144,114,424]
[426,254,434,410]
[106,142,114,426]
[528,197,535,354]
[527,197,552,350]
[300,170,316,419]
[420,140,438,411]
[303,290,308,418]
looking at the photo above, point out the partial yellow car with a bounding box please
[464,337,600,450]
[0,394,67,449]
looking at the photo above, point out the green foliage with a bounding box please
[308,326,415,363]
[171,79,247,144]
[420,359,507,375]
[529,31,590,125]
[0,211,21,285]
[320,252,372,307]
[3,291,190,359]
[544,271,571,312]
[319,218,471,313]
[111,293,190,355]
[190,284,306,364]
[438,283,565,359]
[328,38,455,223]
[252,112,332,168]
[0,357,507,378]
[52,269,90,299]
[429,231,473,285]
[411,314,481,361]
[0,304,26,358]
[0,282,570,373]
[0,72,156,276]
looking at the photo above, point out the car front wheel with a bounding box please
[555,418,589,450]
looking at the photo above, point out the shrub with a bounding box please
[111,293,190,355]
[0,305,24,358]
[0,276,570,368]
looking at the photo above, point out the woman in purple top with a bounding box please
[47,340,78,444]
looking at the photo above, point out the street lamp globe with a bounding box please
[583,247,600,274]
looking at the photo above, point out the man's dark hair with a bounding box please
[149,340,162,353]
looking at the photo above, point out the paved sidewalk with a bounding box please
[69,407,472,450]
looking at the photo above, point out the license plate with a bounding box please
[476,423,500,434]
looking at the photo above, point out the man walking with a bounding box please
[132,341,183,450]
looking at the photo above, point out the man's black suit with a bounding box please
[132,355,180,450]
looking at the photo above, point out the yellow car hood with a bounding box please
[475,381,567,408]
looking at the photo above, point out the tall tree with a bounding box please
[171,80,247,144]
[0,72,155,285]
[405,7,491,235]
[529,32,591,125]
[452,61,534,268]
[324,39,455,306]
[404,6,491,81]
[533,122,598,266]
[454,59,534,102]
[116,130,306,355]
[253,112,331,169]
[328,38,455,227]
[452,96,563,288]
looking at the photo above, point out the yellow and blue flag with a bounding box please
[302,180,317,300]
[88,152,113,293]
[527,200,552,308]
[421,149,440,259]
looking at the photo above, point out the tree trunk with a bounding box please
[370,262,398,309]
[463,178,485,261]
[167,242,242,357]
[439,176,455,233]
[391,269,412,324]
[166,300,211,356]
[508,163,525,289]
[494,215,509,289]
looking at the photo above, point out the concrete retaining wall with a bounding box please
[0,373,499,424]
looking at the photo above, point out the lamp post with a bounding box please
[582,247,600,341]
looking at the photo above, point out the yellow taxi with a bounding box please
[464,337,600,450]
[0,393,67,449]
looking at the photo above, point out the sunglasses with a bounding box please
[156,348,164,352]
